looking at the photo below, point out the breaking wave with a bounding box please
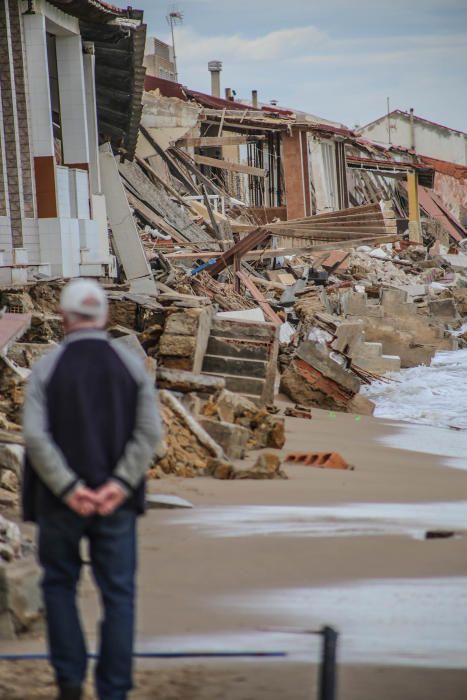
[361,349,467,430]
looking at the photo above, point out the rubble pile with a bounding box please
[270,241,467,411]
[0,103,466,493]
[0,280,287,487]
[1,233,466,493]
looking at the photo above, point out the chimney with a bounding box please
[208,60,222,98]
[251,89,258,108]
[225,87,234,101]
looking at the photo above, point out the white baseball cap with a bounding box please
[60,279,108,321]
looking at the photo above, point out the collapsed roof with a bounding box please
[49,0,146,160]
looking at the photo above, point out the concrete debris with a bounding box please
[199,418,250,459]
[230,452,286,480]
[284,405,313,419]
[0,515,22,562]
[145,494,194,509]
[156,367,225,396]
[201,390,285,450]
[0,556,43,640]
[0,511,42,640]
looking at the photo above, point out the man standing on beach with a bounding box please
[22,279,162,700]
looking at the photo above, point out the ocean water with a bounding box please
[220,577,467,668]
[361,349,467,431]
[166,502,467,539]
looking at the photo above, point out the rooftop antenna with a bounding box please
[387,96,392,144]
[166,8,183,82]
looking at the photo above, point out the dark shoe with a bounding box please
[57,688,82,700]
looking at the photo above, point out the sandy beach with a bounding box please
[1,407,467,699]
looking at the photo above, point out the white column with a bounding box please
[82,43,110,261]
[82,44,100,193]
[56,35,89,166]
[22,13,54,158]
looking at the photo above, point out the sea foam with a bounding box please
[361,348,467,430]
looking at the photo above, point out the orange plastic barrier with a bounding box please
[284,452,352,470]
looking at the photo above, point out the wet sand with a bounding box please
[1,408,467,698]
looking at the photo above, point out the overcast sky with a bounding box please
[138,0,467,132]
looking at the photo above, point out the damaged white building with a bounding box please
[0,0,146,283]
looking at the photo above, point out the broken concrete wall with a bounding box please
[141,92,201,152]
[158,303,213,372]
[280,339,372,413]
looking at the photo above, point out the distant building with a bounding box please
[144,37,176,82]
[0,0,146,283]
[357,110,467,166]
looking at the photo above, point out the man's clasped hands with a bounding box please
[66,481,127,517]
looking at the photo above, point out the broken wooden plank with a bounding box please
[135,155,198,213]
[139,125,202,196]
[236,271,283,327]
[118,158,218,251]
[193,154,266,178]
[176,135,266,148]
[265,227,393,240]
[202,185,225,248]
[166,234,401,262]
[170,146,232,199]
[208,228,271,276]
[125,191,198,247]
[416,185,465,243]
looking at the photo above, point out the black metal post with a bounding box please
[318,626,338,700]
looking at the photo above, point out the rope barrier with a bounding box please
[0,651,287,661]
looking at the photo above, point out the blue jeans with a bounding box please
[38,508,137,700]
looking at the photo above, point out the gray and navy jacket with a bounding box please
[22,329,162,522]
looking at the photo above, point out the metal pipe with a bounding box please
[387,96,391,144]
[409,107,415,151]
[318,626,338,700]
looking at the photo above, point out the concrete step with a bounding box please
[359,342,383,359]
[202,371,265,397]
[202,354,267,379]
[211,317,275,340]
[354,354,401,374]
[206,336,269,361]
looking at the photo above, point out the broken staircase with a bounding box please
[202,317,278,405]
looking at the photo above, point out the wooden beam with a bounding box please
[125,191,194,247]
[193,154,266,177]
[236,271,283,327]
[139,125,201,196]
[170,147,227,198]
[208,227,271,276]
[202,185,225,248]
[176,135,266,147]
[134,155,198,215]
[166,234,400,262]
